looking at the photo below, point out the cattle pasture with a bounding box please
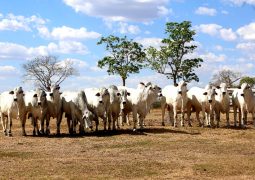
[0,109,254,179]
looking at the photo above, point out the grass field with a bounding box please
[0,109,255,179]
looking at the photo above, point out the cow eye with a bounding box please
[33,94,37,98]
[95,93,100,97]
[203,92,208,95]
[127,92,131,96]
[9,91,14,95]
[117,93,121,96]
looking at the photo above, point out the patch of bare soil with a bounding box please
[0,109,254,179]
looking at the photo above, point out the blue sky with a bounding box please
[0,0,255,91]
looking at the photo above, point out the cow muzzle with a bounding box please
[208,100,212,103]
[14,98,17,102]
[38,102,41,106]
[178,91,182,95]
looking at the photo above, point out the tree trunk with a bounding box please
[173,76,177,85]
[122,77,126,86]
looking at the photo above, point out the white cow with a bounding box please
[187,85,217,127]
[0,87,27,136]
[214,83,230,127]
[47,85,63,135]
[61,90,92,134]
[118,82,161,131]
[232,83,255,128]
[161,81,189,127]
[25,89,49,135]
[84,87,110,131]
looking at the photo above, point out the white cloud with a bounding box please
[135,37,163,49]
[118,22,141,34]
[196,24,237,41]
[0,66,16,72]
[236,42,255,50]
[38,25,101,41]
[63,0,170,23]
[225,0,255,6]
[195,7,217,16]
[219,28,237,41]
[0,13,46,31]
[221,10,229,15]
[215,45,223,51]
[237,22,255,41]
[199,52,226,62]
[0,41,89,60]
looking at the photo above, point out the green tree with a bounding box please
[146,21,203,84]
[97,35,146,86]
[239,76,255,87]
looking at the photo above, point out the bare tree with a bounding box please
[23,55,78,91]
[211,69,241,87]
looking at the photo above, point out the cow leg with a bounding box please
[240,108,245,128]
[56,114,62,135]
[45,116,50,135]
[226,111,230,128]
[7,113,12,137]
[39,117,45,135]
[173,106,178,127]
[0,114,7,135]
[32,117,37,136]
[233,106,237,127]
[196,111,202,127]
[132,107,138,131]
[161,103,166,126]
[108,113,112,131]
[95,118,99,131]
[112,114,117,131]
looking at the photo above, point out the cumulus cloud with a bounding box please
[0,65,16,72]
[0,13,46,31]
[135,37,163,49]
[195,7,217,16]
[195,23,237,41]
[237,22,255,41]
[200,52,226,62]
[38,25,101,41]
[63,0,170,23]
[118,22,141,34]
[0,41,89,60]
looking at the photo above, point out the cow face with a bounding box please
[36,89,47,106]
[10,87,24,102]
[219,83,227,96]
[49,84,61,101]
[118,89,130,110]
[94,87,109,105]
[203,88,217,104]
[177,81,188,95]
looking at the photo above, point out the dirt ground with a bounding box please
[0,109,254,179]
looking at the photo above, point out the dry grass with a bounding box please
[0,109,255,179]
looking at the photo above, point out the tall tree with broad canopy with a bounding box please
[23,55,77,91]
[97,35,146,86]
[239,76,255,88]
[146,21,203,84]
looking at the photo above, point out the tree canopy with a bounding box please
[239,76,255,88]
[97,35,146,86]
[146,21,203,84]
[22,55,77,91]
[211,69,241,87]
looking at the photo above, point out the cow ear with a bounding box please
[216,86,220,89]
[203,92,208,95]
[95,92,100,97]
[117,92,121,96]
[140,82,145,86]
[59,92,62,95]
[127,92,131,96]
[33,94,38,98]
[9,91,14,94]
[174,83,178,87]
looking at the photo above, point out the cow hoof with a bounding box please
[46,130,50,136]
[7,133,12,137]
[188,123,192,127]
[162,122,165,126]
[22,132,27,136]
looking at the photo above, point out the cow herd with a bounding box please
[0,81,254,137]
